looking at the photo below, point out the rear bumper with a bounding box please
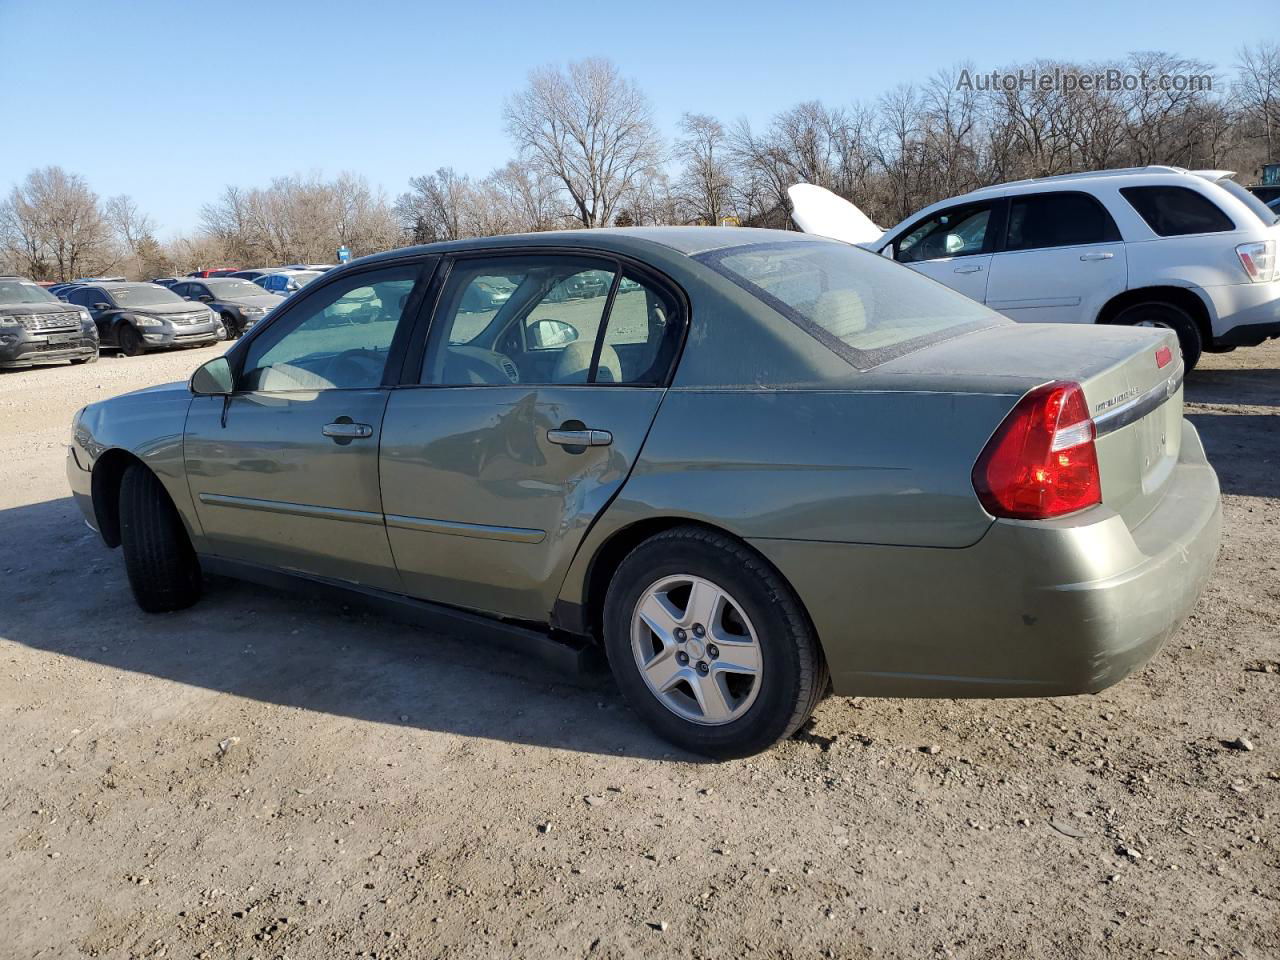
[752,418,1222,698]
[1201,282,1280,346]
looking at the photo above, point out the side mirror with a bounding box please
[530,318,579,349]
[93,302,110,311]
[190,356,234,396]
[199,295,215,303]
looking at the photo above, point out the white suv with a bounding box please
[789,166,1280,369]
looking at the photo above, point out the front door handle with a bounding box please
[322,420,374,444]
[1080,252,1115,261]
[953,264,983,274]
[547,428,612,447]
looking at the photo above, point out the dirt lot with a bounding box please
[0,341,1276,960]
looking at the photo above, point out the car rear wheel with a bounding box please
[117,324,144,357]
[118,463,202,613]
[603,526,827,759]
[1112,301,1202,371]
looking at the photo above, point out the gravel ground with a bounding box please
[0,341,1276,960]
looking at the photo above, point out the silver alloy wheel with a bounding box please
[630,574,763,725]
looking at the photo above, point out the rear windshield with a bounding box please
[1215,179,1279,226]
[696,240,1003,368]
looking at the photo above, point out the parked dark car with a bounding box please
[0,276,99,368]
[171,277,285,338]
[254,270,322,297]
[63,282,221,356]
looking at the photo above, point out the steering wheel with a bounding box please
[327,348,385,388]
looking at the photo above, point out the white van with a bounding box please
[789,166,1280,369]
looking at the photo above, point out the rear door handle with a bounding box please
[322,420,374,444]
[547,428,612,447]
[1080,252,1115,261]
[953,264,983,274]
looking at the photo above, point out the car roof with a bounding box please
[356,226,815,267]
[958,165,1229,202]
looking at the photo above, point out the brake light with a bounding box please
[1155,345,1173,368]
[972,381,1101,520]
[1236,239,1276,283]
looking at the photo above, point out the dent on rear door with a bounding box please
[378,385,665,621]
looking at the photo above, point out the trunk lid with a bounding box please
[873,322,1185,530]
[787,183,886,247]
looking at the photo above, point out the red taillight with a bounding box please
[972,381,1101,520]
[1155,345,1173,369]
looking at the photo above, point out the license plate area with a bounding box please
[46,333,78,344]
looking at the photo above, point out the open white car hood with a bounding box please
[787,183,886,247]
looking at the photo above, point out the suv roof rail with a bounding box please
[978,165,1192,191]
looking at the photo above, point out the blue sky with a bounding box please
[0,0,1255,237]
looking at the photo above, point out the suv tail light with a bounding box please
[972,381,1101,520]
[1236,239,1277,283]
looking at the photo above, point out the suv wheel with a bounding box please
[118,463,202,612]
[602,526,828,759]
[1112,301,1203,371]
[117,324,145,357]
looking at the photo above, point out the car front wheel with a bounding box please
[117,324,144,357]
[118,463,203,613]
[603,526,828,759]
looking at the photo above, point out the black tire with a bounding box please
[118,464,202,613]
[1111,301,1203,372]
[602,526,828,759]
[117,323,144,357]
[222,312,243,339]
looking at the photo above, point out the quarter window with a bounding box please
[239,265,421,392]
[894,204,993,263]
[1004,192,1121,250]
[421,256,679,387]
[1120,186,1235,236]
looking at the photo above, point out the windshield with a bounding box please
[0,281,59,305]
[206,278,267,299]
[697,240,1003,367]
[1217,179,1279,226]
[106,283,184,306]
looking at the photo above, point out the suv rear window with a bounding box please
[1005,191,1121,250]
[697,240,1004,368]
[1120,186,1235,236]
[1215,179,1279,227]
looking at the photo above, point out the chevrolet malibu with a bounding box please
[66,228,1222,758]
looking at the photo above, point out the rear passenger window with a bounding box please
[1005,192,1121,250]
[1120,186,1235,236]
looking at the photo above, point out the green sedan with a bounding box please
[66,228,1222,758]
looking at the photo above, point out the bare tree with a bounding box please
[1236,41,1280,163]
[505,58,662,228]
[675,113,735,224]
[0,167,116,281]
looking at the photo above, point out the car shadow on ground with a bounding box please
[0,496,690,762]
[1184,367,1280,408]
[1187,411,1280,499]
